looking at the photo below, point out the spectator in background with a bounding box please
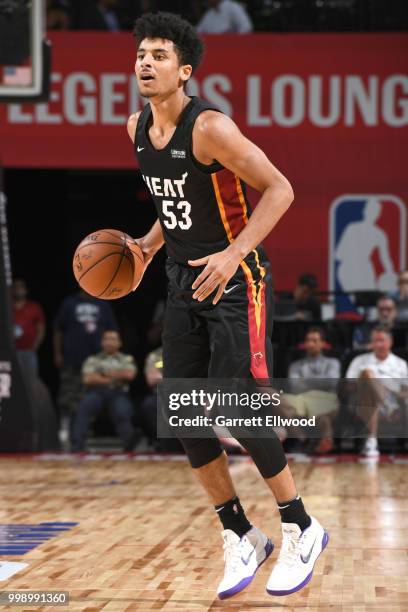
[71,330,137,452]
[390,270,408,322]
[197,0,253,33]
[293,273,321,320]
[140,346,163,446]
[289,328,340,387]
[279,273,321,321]
[12,279,45,376]
[76,0,122,31]
[353,295,397,349]
[346,325,408,459]
[140,346,183,452]
[287,327,341,453]
[146,299,165,349]
[46,0,72,29]
[54,289,118,442]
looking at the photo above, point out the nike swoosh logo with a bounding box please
[137,146,145,152]
[224,284,239,295]
[241,548,254,566]
[300,537,316,564]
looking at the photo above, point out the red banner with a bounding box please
[0,32,407,292]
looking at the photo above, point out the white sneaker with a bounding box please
[266,516,328,596]
[217,526,273,599]
[360,438,380,459]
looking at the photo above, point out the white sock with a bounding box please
[366,437,378,449]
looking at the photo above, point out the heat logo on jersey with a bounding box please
[142,172,191,230]
[142,171,188,198]
[329,194,407,312]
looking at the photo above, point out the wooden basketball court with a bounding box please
[0,454,407,611]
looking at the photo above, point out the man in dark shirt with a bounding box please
[53,289,118,442]
[293,273,321,321]
[391,270,408,322]
[279,273,321,321]
[353,296,397,349]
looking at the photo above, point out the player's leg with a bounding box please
[163,261,269,599]
[162,280,225,476]
[207,252,328,596]
[163,269,242,506]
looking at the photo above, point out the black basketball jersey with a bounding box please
[134,96,257,264]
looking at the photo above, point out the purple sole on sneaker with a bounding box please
[218,539,274,600]
[266,530,329,597]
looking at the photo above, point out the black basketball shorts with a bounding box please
[163,250,274,380]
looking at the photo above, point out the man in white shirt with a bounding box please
[346,325,408,458]
[197,0,253,34]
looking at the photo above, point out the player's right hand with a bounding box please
[129,236,154,291]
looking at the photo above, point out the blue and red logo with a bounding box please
[329,194,406,312]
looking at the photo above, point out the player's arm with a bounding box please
[190,112,294,304]
[127,113,165,284]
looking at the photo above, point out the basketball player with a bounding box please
[127,12,328,599]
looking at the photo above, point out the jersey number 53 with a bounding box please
[162,200,192,230]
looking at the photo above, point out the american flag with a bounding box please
[3,66,32,86]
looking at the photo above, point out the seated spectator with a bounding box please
[54,289,118,444]
[353,295,397,349]
[146,299,165,349]
[71,330,138,452]
[140,347,183,452]
[390,270,408,322]
[294,273,321,320]
[12,279,45,377]
[140,346,163,446]
[346,325,408,459]
[279,273,321,321]
[197,0,253,33]
[286,327,341,453]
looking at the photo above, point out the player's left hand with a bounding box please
[189,247,242,305]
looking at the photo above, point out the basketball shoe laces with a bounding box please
[276,526,310,568]
[222,533,248,573]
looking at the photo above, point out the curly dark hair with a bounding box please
[133,12,204,73]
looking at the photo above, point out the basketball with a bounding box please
[72,229,144,300]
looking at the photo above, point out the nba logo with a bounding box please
[329,194,407,312]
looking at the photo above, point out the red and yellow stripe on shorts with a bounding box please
[211,169,269,379]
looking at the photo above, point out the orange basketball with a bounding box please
[72,229,144,300]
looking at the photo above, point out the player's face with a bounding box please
[135,38,191,98]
